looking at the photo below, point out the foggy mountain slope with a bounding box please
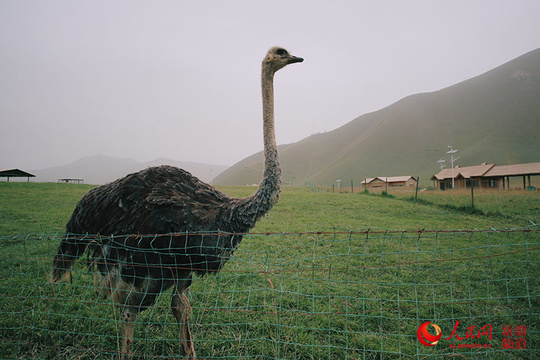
[213,47,540,186]
[31,155,228,185]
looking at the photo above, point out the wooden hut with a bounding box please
[362,176,417,190]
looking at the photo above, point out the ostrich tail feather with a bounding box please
[51,235,90,282]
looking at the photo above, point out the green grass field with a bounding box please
[1,183,539,359]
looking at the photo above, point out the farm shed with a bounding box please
[431,163,495,190]
[431,162,540,190]
[362,176,417,190]
[483,162,540,190]
[58,178,84,184]
[0,169,35,182]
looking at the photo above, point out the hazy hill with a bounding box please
[214,48,540,187]
[31,155,228,185]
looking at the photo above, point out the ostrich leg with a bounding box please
[120,306,139,360]
[172,284,196,358]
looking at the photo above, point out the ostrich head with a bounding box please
[263,47,304,73]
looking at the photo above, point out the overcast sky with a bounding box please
[1,1,539,170]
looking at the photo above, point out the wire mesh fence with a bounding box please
[1,227,539,359]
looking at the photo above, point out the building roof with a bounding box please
[0,169,36,178]
[362,177,377,184]
[431,163,495,180]
[483,162,540,177]
[384,176,416,183]
[431,162,540,181]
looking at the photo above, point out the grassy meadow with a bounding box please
[2,182,537,235]
[1,182,539,359]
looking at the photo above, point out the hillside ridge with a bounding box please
[214,47,540,186]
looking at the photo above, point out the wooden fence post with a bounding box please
[471,182,475,209]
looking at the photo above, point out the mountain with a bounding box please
[214,48,540,187]
[31,155,228,185]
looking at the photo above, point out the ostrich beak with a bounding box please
[286,55,304,64]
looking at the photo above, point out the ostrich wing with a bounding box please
[67,165,233,235]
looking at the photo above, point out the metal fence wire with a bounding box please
[1,227,539,359]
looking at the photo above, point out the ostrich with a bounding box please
[51,47,303,359]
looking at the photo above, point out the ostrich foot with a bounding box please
[120,306,138,360]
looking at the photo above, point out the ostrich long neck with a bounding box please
[232,65,281,230]
[258,66,282,206]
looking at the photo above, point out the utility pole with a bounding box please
[447,146,459,189]
[437,159,446,172]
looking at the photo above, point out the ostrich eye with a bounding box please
[276,48,287,56]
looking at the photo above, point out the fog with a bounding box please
[1,0,539,170]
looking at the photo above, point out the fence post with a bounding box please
[471,182,475,209]
[351,180,354,194]
[415,176,420,201]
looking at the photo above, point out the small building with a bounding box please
[58,178,85,184]
[431,163,495,190]
[431,162,540,190]
[362,176,417,190]
[0,169,36,182]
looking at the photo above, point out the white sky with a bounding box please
[1,0,539,170]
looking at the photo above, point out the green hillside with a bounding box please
[214,48,540,186]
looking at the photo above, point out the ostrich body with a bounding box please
[52,47,303,359]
